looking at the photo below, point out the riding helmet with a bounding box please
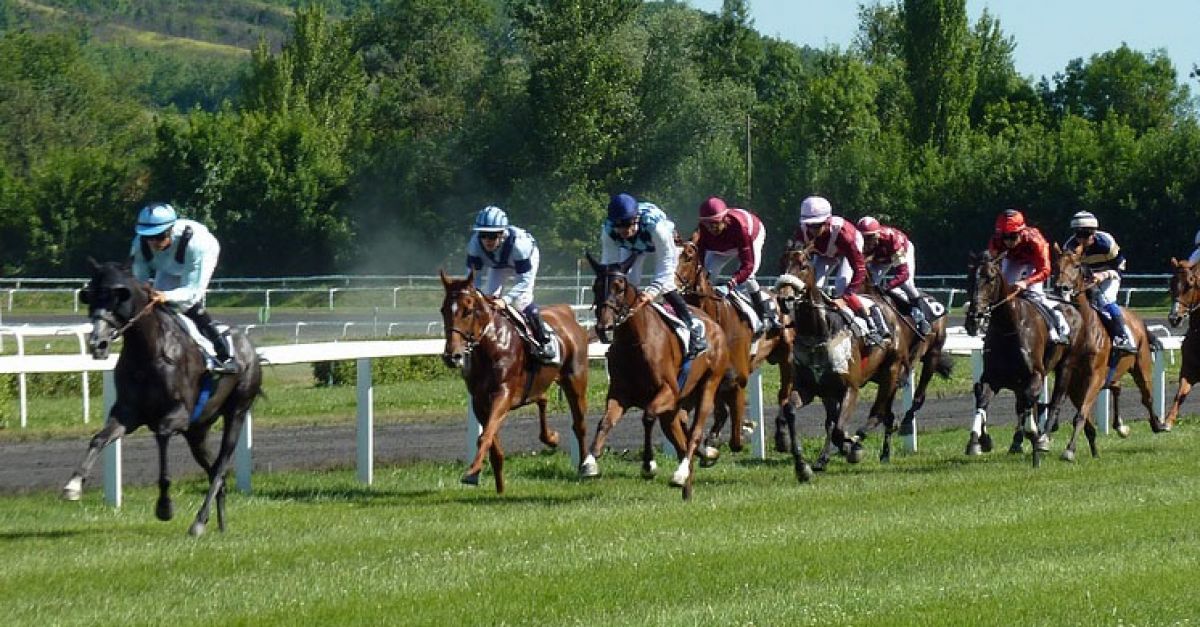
[856,216,881,234]
[799,196,832,224]
[473,205,509,232]
[135,203,178,237]
[698,197,729,222]
[995,209,1026,234]
[1070,211,1099,230]
[607,193,639,224]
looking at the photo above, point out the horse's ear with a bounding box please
[1171,257,1180,268]
[439,268,451,288]
[585,251,602,274]
[464,267,474,287]
[1052,242,1062,255]
[86,256,101,272]
[690,229,700,245]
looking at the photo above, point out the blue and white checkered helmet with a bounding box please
[473,206,509,232]
[135,203,177,236]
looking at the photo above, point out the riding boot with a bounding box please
[1103,303,1136,353]
[869,306,892,341]
[522,303,560,365]
[665,290,706,359]
[186,304,239,374]
[749,289,781,334]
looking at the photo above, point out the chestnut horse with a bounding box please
[63,260,262,536]
[580,253,728,500]
[964,250,1080,467]
[776,247,912,479]
[439,270,589,493]
[1165,257,1200,429]
[1052,245,1166,460]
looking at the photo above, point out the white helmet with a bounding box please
[799,196,832,225]
[1070,211,1098,230]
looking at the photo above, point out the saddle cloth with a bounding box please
[169,312,229,370]
[651,302,705,355]
[498,303,562,364]
[715,286,763,335]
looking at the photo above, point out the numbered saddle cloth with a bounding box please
[651,302,706,356]
[499,303,562,364]
[715,286,763,335]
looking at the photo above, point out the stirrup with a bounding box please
[687,334,707,359]
[210,358,239,375]
[1113,336,1136,353]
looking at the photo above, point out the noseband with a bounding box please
[447,289,494,355]
[595,270,636,333]
[90,298,159,343]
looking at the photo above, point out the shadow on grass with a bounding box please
[0,528,101,541]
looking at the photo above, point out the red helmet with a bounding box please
[995,209,1026,234]
[698,197,729,222]
[856,216,881,235]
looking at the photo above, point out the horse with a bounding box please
[580,252,728,500]
[61,259,262,536]
[775,246,912,479]
[439,270,589,493]
[674,238,774,460]
[963,250,1079,467]
[1164,257,1200,429]
[1051,244,1166,460]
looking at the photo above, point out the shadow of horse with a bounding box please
[62,259,262,536]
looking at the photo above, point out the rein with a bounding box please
[95,297,160,340]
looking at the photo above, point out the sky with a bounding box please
[687,0,1200,84]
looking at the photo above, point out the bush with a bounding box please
[0,372,102,398]
[312,355,452,387]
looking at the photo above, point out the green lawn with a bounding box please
[1,426,1198,625]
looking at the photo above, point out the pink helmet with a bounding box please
[856,216,881,235]
[698,197,729,222]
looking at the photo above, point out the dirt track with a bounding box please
[5,384,1195,494]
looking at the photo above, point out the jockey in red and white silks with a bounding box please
[857,216,934,334]
[694,196,780,331]
[987,209,1070,344]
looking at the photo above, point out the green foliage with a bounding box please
[1044,44,1188,135]
[312,354,451,386]
[901,0,977,150]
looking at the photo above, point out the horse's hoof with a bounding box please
[669,464,689,488]
[641,460,658,479]
[699,446,721,467]
[188,521,206,537]
[965,443,982,456]
[580,455,599,478]
[741,423,756,441]
[812,460,827,472]
[979,433,994,453]
[1117,425,1131,439]
[61,477,83,501]
[542,431,561,449]
[847,445,865,464]
[1061,449,1076,463]
[796,463,814,483]
[460,472,480,487]
[1034,434,1051,453]
[879,453,891,465]
[155,499,174,522]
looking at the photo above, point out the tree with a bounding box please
[1044,44,1187,135]
[901,0,977,149]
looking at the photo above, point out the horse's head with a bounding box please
[964,250,1006,337]
[79,258,146,359]
[439,269,494,369]
[586,251,638,344]
[1052,242,1092,301]
[674,240,713,298]
[1168,257,1200,328]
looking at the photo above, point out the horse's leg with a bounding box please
[189,409,244,536]
[154,430,176,522]
[463,392,512,491]
[640,411,658,478]
[1165,374,1193,431]
[62,412,129,501]
[966,380,996,456]
[832,386,861,464]
[1109,382,1128,438]
[1129,353,1167,433]
[675,375,721,500]
[488,433,506,494]
[812,397,840,471]
[773,361,795,453]
[1044,363,1069,435]
[728,383,747,453]
[534,398,560,449]
[901,357,937,433]
[558,368,590,475]
[1021,375,1050,468]
[581,398,628,477]
[701,396,728,466]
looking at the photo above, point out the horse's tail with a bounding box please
[931,347,954,379]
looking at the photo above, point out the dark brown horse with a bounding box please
[776,247,912,478]
[439,270,589,493]
[1165,257,1200,429]
[1052,245,1167,459]
[580,253,728,500]
[964,250,1080,467]
[62,259,262,536]
[674,239,757,459]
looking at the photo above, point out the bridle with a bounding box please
[675,244,723,303]
[445,285,495,357]
[593,268,637,339]
[1170,265,1200,321]
[88,289,159,345]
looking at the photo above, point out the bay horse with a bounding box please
[1052,245,1166,460]
[964,250,1079,467]
[580,252,728,500]
[1165,257,1200,429]
[62,259,262,536]
[776,246,912,479]
[439,270,589,493]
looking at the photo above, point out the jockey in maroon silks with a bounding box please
[987,209,1070,344]
[695,196,781,332]
[790,195,890,344]
[857,216,935,335]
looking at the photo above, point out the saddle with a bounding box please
[715,286,763,335]
[498,303,562,366]
[169,311,233,372]
[652,302,706,356]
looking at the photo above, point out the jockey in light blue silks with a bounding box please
[1062,210,1135,353]
[465,205,557,364]
[601,193,707,358]
[129,202,238,373]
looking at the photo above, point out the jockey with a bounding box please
[465,205,557,364]
[1062,211,1134,352]
[128,202,237,374]
[857,216,933,335]
[1188,229,1200,266]
[790,195,890,345]
[987,209,1070,345]
[601,192,707,358]
[695,196,781,332]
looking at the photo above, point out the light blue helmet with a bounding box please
[135,203,177,237]
[473,205,509,232]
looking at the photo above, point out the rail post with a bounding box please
[902,368,917,452]
[748,369,766,459]
[357,358,374,484]
[236,411,253,493]
[102,371,121,507]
